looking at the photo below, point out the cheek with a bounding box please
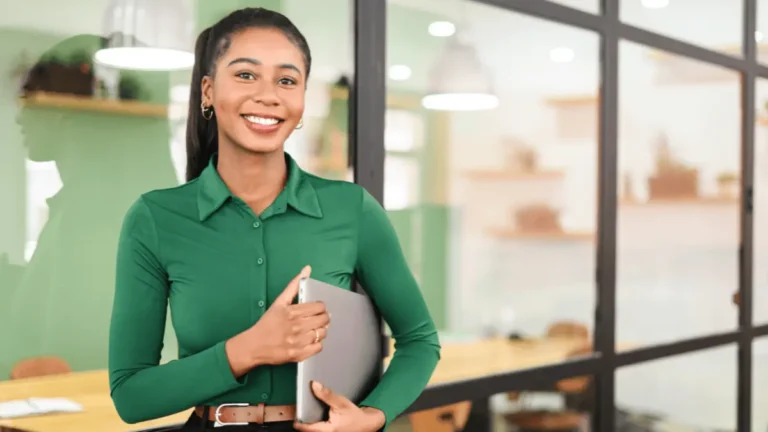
[212,82,243,116]
[285,94,305,119]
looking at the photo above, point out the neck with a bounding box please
[216,144,287,215]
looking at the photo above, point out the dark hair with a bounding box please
[185,7,312,181]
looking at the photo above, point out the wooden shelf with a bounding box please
[620,196,739,206]
[463,169,565,181]
[545,94,597,106]
[19,92,168,118]
[486,228,594,241]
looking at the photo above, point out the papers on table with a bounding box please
[0,397,83,419]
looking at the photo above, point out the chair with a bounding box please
[10,356,71,380]
[408,401,472,432]
[507,321,589,405]
[504,343,593,431]
[546,321,589,340]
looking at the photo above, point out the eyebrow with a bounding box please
[227,57,302,75]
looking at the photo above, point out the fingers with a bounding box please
[293,420,332,432]
[311,381,355,410]
[304,327,327,345]
[274,265,312,306]
[294,341,323,362]
[288,301,327,318]
[295,313,331,334]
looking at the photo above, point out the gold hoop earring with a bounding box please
[295,118,304,129]
[201,101,213,120]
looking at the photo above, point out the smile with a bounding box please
[242,115,283,126]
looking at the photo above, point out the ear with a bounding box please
[201,75,214,106]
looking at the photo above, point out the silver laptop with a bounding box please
[295,277,382,424]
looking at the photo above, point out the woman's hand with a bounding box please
[225,266,330,376]
[294,382,386,432]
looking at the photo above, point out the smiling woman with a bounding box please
[107,7,440,432]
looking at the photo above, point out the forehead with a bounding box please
[222,27,304,69]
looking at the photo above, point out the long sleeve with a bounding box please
[355,189,441,428]
[108,197,247,424]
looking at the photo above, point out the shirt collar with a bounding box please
[197,152,323,221]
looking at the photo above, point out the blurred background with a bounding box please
[1,0,768,431]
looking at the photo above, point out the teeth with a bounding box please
[244,116,279,126]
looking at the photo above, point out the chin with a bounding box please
[237,139,286,155]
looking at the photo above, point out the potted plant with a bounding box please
[21,50,94,96]
[118,75,143,100]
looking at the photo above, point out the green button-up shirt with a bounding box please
[108,153,440,428]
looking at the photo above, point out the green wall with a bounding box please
[0,0,453,379]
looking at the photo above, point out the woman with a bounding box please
[108,7,441,432]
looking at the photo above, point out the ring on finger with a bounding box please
[313,328,320,344]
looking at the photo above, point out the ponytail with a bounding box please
[185,27,218,181]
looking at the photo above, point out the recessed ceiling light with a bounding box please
[641,0,669,9]
[388,64,412,81]
[428,21,456,37]
[549,47,575,63]
[757,31,764,42]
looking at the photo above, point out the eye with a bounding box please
[236,72,256,80]
[279,77,297,86]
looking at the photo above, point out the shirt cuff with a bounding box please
[359,398,393,431]
[213,340,249,387]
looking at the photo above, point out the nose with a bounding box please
[251,80,280,106]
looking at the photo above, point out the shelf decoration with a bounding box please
[648,133,699,201]
[513,203,563,235]
[22,48,95,97]
[504,136,538,172]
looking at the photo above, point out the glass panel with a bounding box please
[617,345,737,431]
[755,78,768,323]
[760,0,768,64]
[617,41,740,349]
[385,0,601,382]
[620,0,744,56]
[0,0,352,385]
[755,338,768,431]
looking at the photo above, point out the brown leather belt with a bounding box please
[195,403,296,425]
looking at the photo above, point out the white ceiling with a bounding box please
[1,0,764,94]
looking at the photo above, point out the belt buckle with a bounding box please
[215,403,249,426]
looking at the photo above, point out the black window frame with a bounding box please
[351,0,767,431]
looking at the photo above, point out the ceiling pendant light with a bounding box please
[94,0,195,71]
[421,5,498,111]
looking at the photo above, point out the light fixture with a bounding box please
[388,64,412,81]
[428,21,456,37]
[94,0,195,70]
[550,47,575,63]
[421,34,498,111]
[641,0,669,9]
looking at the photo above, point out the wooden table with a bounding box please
[0,336,589,432]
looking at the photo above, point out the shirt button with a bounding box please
[258,300,265,307]
[253,221,261,228]
[261,393,268,400]
[257,258,264,265]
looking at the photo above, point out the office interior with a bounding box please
[2,0,768,431]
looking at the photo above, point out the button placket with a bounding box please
[251,215,271,399]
